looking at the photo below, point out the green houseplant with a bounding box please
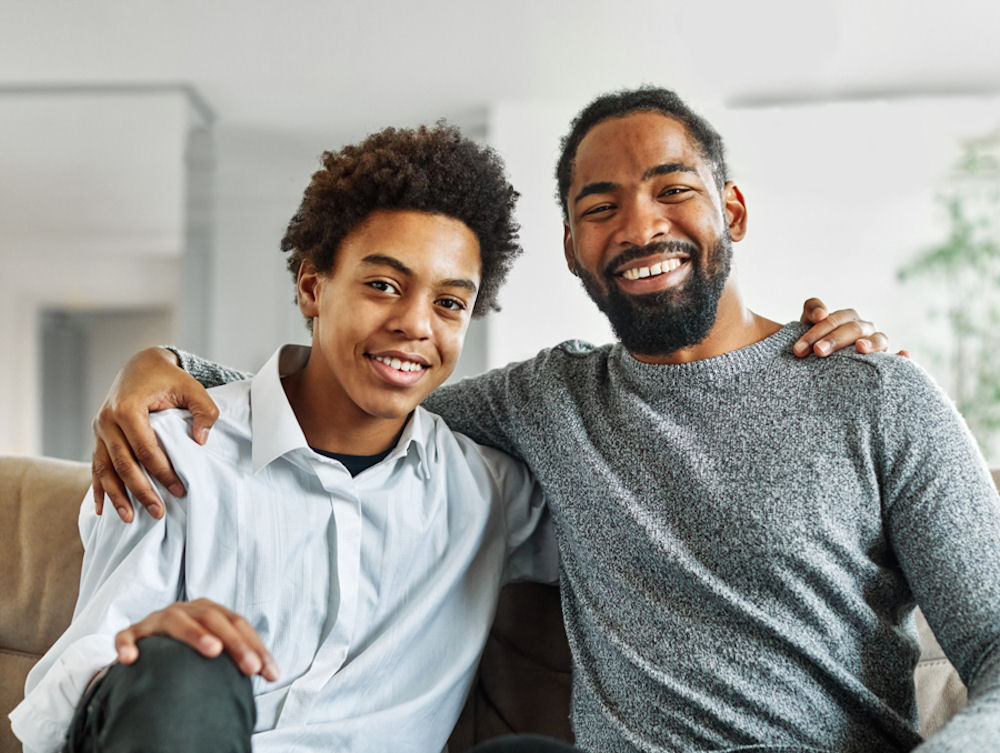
[897,132,1000,461]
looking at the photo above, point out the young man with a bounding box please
[89,88,1000,753]
[10,125,557,753]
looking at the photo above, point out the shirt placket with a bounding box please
[276,462,362,727]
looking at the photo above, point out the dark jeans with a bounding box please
[469,736,582,753]
[63,635,255,753]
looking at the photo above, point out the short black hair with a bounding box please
[555,86,729,220]
[283,122,521,317]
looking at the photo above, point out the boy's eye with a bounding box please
[367,280,399,294]
[436,297,467,312]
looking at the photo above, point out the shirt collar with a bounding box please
[250,345,312,473]
[388,406,432,480]
[249,344,432,478]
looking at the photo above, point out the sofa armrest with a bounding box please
[1,456,90,753]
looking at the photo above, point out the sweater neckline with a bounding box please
[613,321,806,386]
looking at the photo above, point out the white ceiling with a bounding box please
[3,0,999,135]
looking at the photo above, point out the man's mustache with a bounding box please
[602,240,700,279]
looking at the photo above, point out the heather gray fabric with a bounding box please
[175,324,1000,752]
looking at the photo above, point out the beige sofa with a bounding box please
[2,455,987,752]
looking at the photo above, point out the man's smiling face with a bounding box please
[563,111,746,357]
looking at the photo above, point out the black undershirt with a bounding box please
[309,423,408,477]
[310,446,393,477]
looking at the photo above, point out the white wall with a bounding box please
[207,125,321,371]
[1,253,179,454]
[0,90,191,454]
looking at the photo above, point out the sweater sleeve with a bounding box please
[875,359,1000,752]
[165,347,252,388]
[422,349,556,463]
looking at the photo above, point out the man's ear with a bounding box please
[563,224,579,276]
[296,261,322,318]
[723,181,748,242]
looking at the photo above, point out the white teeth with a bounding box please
[374,355,424,372]
[621,258,684,280]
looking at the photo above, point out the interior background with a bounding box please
[2,0,998,463]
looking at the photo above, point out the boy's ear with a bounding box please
[297,261,322,318]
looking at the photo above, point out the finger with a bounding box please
[114,624,142,664]
[91,435,135,523]
[800,297,829,324]
[116,401,186,498]
[897,349,911,359]
[92,465,104,517]
[794,309,872,357]
[116,609,223,663]
[854,331,890,354]
[184,390,221,446]
[815,314,877,356]
[813,320,863,357]
[199,607,275,679]
[99,421,165,520]
[225,610,280,681]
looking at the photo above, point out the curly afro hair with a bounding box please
[556,86,729,221]
[282,123,521,318]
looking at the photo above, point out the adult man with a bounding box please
[436,90,1000,752]
[10,124,557,753]
[87,90,936,752]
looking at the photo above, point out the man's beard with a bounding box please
[575,236,732,357]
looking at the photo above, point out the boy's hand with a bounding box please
[92,347,219,523]
[115,599,279,682]
[793,298,907,358]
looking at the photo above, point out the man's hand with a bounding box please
[92,347,219,522]
[793,298,907,358]
[115,599,279,681]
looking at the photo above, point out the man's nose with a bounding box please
[615,198,670,248]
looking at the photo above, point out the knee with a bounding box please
[120,635,248,703]
[92,635,255,752]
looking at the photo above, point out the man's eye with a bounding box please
[367,280,399,294]
[581,203,612,217]
[659,187,689,199]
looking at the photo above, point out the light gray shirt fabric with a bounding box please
[174,324,1000,753]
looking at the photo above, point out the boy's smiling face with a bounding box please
[294,209,481,446]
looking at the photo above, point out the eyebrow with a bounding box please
[643,162,696,181]
[573,162,698,206]
[361,254,478,294]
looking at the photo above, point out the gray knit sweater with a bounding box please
[177,324,1000,752]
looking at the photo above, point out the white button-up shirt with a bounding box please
[11,345,557,753]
